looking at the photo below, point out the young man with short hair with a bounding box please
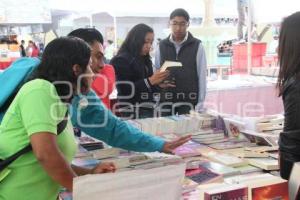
[155,8,207,115]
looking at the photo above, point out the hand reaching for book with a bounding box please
[162,135,191,154]
[91,162,116,174]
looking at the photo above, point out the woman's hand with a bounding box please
[162,135,191,154]
[91,162,116,174]
[158,80,176,89]
[148,70,170,85]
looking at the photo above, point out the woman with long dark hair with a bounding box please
[111,23,172,119]
[277,12,300,180]
[0,37,115,200]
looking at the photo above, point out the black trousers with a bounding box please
[279,151,300,180]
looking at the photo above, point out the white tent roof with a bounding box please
[49,0,205,17]
[2,0,300,23]
[50,0,300,22]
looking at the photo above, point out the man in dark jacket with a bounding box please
[155,8,207,115]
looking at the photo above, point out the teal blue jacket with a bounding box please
[0,58,165,152]
[70,91,165,152]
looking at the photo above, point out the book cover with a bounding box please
[204,151,248,167]
[234,165,263,174]
[204,185,248,200]
[223,117,246,139]
[173,143,202,158]
[200,161,241,177]
[160,60,182,72]
[72,158,100,168]
[252,181,289,200]
[78,135,104,150]
[185,166,223,185]
[247,157,279,170]
[241,129,279,147]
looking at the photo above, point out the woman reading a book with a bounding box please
[277,12,300,180]
[0,37,115,200]
[111,23,174,119]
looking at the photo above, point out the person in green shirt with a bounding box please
[0,37,116,200]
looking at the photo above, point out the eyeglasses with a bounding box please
[170,22,189,27]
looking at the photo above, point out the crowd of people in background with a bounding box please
[0,38,41,58]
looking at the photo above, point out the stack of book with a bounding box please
[203,151,248,167]
[77,134,104,151]
[254,115,283,133]
[199,161,241,177]
[241,129,279,147]
[246,157,279,170]
[208,138,255,150]
[127,113,216,136]
[191,129,227,145]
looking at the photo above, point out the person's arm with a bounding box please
[196,43,207,111]
[111,57,155,94]
[30,132,76,191]
[31,133,116,191]
[71,162,116,175]
[71,91,190,152]
[71,91,164,152]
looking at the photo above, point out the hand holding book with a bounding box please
[158,80,176,89]
[148,70,170,85]
[160,61,182,72]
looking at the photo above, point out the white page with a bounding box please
[160,61,182,72]
[73,163,185,200]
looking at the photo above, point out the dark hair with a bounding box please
[30,37,91,102]
[170,8,190,21]
[21,40,25,44]
[117,23,153,59]
[277,12,300,96]
[68,28,104,45]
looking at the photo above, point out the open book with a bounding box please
[160,61,182,72]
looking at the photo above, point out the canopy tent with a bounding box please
[0,0,51,24]
[1,0,300,24]
[50,0,300,23]
[49,0,205,18]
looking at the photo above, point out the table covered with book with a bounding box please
[60,112,297,200]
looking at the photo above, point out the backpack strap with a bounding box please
[0,111,69,171]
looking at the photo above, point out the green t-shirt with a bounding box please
[0,79,77,200]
